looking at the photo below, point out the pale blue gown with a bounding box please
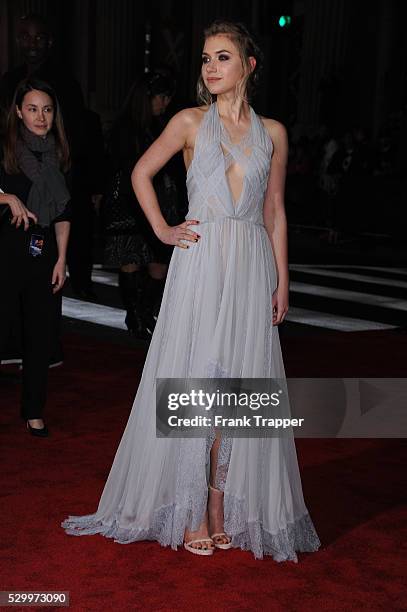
[62,102,321,561]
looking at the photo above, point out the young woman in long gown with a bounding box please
[62,20,321,561]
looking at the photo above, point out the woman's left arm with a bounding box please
[262,119,289,325]
[52,220,71,293]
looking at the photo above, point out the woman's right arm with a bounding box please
[0,193,38,230]
[131,109,200,250]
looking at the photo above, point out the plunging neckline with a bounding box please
[214,103,254,209]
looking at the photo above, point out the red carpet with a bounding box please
[1,330,406,611]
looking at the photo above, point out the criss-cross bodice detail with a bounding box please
[186,102,273,222]
[219,113,253,206]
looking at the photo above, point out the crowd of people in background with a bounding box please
[0,13,186,347]
[1,12,405,350]
[286,114,404,243]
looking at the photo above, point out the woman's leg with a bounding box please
[207,433,232,545]
[21,255,55,426]
[0,286,18,368]
[183,511,214,551]
[121,263,140,273]
[146,262,167,280]
[183,433,232,550]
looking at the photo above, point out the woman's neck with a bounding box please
[216,93,250,126]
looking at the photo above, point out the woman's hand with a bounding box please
[1,194,38,230]
[156,219,201,249]
[52,259,66,293]
[272,283,289,325]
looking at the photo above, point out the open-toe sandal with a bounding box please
[183,537,214,556]
[210,532,233,550]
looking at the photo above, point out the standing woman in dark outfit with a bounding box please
[104,71,181,339]
[0,78,71,437]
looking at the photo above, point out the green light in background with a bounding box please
[278,15,292,27]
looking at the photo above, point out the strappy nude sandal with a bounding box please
[183,538,214,556]
[210,532,233,549]
[208,484,233,550]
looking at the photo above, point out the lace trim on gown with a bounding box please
[61,499,320,561]
[205,358,232,492]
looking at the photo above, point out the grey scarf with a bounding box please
[16,124,70,227]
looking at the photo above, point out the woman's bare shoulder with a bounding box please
[258,115,288,144]
[172,106,209,128]
[171,106,210,147]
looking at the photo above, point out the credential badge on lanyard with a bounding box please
[29,234,45,257]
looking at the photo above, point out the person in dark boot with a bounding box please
[146,276,166,321]
[142,269,167,330]
[118,268,152,340]
[103,70,183,337]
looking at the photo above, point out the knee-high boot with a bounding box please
[118,270,151,340]
[142,277,166,333]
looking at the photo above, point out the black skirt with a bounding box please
[103,168,180,267]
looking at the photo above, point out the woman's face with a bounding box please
[151,93,172,116]
[201,34,253,97]
[16,89,54,137]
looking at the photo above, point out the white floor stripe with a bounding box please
[91,270,119,287]
[290,282,407,312]
[62,297,127,330]
[66,269,119,287]
[91,268,407,297]
[286,307,396,332]
[290,264,407,274]
[289,266,407,289]
[61,297,396,333]
[62,267,405,331]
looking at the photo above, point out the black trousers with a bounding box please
[0,221,57,419]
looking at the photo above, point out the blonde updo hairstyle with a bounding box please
[197,20,263,106]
